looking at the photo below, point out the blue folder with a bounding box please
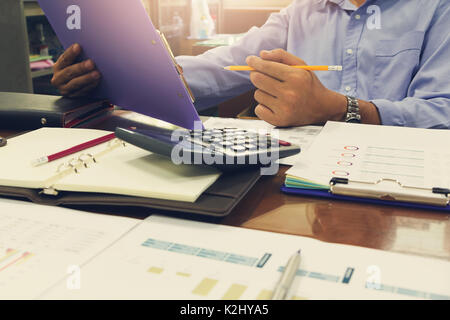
[281,186,450,213]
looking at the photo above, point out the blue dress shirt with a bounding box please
[176,0,450,129]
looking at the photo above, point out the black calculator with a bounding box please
[115,126,300,172]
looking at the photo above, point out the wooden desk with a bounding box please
[222,166,450,262]
[1,128,449,263]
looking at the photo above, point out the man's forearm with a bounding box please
[359,100,382,125]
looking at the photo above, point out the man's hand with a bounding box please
[247,49,347,127]
[51,44,101,97]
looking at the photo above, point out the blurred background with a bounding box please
[0,0,291,96]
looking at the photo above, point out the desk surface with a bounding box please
[1,127,449,262]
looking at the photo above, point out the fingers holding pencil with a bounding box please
[236,49,346,127]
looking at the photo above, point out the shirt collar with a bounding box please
[314,0,359,11]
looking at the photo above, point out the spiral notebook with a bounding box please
[0,128,221,203]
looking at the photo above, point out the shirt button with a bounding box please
[345,86,352,92]
[355,14,361,20]
[346,49,353,55]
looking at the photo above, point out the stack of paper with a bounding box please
[2,199,449,300]
[41,215,450,300]
[285,122,450,191]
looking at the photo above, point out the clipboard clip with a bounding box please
[330,177,450,207]
[156,30,195,104]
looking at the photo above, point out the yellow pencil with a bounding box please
[224,65,342,71]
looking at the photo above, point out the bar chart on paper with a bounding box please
[140,238,269,299]
[141,238,272,268]
[141,237,275,299]
[43,215,450,300]
[0,199,139,299]
[0,248,34,273]
[42,216,380,300]
[48,234,284,299]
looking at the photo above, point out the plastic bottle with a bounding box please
[173,11,184,38]
[36,24,49,56]
[190,0,215,39]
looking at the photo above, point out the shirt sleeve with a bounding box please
[176,4,294,111]
[372,1,450,129]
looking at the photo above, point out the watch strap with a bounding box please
[345,96,361,123]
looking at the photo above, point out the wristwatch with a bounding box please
[344,96,361,123]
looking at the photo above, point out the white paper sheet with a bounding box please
[0,199,139,299]
[42,215,450,300]
[287,122,450,189]
[204,118,323,165]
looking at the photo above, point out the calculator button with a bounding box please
[245,144,258,151]
[231,146,247,152]
[190,132,202,137]
[222,133,236,138]
[257,144,268,150]
[208,145,219,152]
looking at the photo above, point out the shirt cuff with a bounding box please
[370,99,406,127]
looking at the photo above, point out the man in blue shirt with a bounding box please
[51,0,450,129]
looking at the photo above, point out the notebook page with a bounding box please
[53,142,221,202]
[0,128,113,189]
[287,122,450,189]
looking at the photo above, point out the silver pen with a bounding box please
[272,249,301,300]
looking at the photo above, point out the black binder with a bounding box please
[0,169,261,217]
[0,92,111,129]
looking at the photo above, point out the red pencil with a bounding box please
[31,132,116,167]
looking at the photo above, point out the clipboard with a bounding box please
[37,0,202,130]
[281,177,450,213]
[157,30,195,104]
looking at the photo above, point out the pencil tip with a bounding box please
[31,156,47,167]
